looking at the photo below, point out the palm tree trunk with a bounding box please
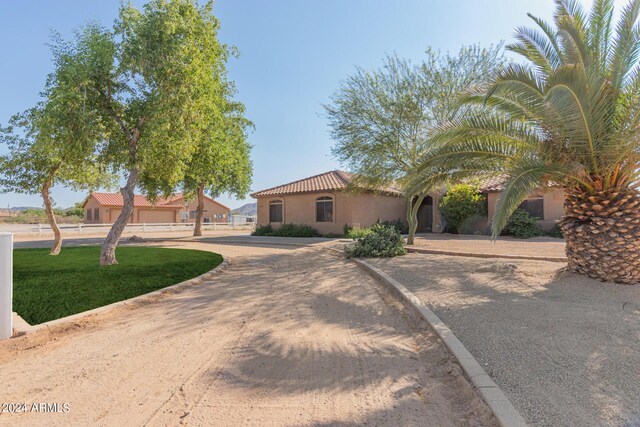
[406,194,426,245]
[41,180,62,256]
[561,187,640,284]
[193,183,205,237]
[100,168,138,266]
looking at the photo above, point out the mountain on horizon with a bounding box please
[231,202,257,216]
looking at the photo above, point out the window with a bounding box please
[87,209,92,221]
[94,208,99,220]
[316,196,334,222]
[189,210,196,219]
[269,200,283,223]
[518,198,544,219]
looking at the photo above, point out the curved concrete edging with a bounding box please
[15,256,229,335]
[349,256,528,427]
[406,246,567,263]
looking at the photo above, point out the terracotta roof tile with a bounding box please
[88,192,184,208]
[250,170,402,197]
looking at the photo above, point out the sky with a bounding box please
[0,0,629,210]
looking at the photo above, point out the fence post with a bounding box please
[169,222,173,231]
[0,233,13,340]
[78,223,82,234]
[143,223,146,233]
[213,222,216,231]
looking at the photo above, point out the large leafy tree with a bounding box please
[49,0,228,265]
[184,98,253,237]
[325,45,505,244]
[0,91,111,255]
[409,0,640,283]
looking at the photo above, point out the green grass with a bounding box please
[13,246,223,325]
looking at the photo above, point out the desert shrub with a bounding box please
[505,209,542,238]
[252,223,319,237]
[546,223,564,239]
[344,224,406,258]
[346,226,372,239]
[439,184,486,233]
[252,224,274,236]
[378,218,408,234]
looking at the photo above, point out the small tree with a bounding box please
[438,183,486,233]
[326,45,505,244]
[47,0,230,265]
[0,100,110,255]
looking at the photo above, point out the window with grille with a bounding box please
[518,198,544,219]
[269,200,283,223]
[316,196,333,222]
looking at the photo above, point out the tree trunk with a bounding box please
[193,183,205,237]
[406,194,426,245]
[41,181,62,256]
[561,187,640,284]
[100,168,139,266]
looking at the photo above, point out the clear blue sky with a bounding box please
[0,0,624,209]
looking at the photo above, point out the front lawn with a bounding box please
[13,246,223,325]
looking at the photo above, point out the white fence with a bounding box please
[1,222,255,236]
[0,233,12,340]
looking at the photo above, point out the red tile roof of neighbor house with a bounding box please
[250,170,403,197]
[86,192,184,208]
[478,176,507,192]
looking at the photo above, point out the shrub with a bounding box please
[344,224,406,258]
[439,183,486,233]
[252,223,319,237]
[378,218,408,234]
[252,224,274,236]
[346,226,372,239]
[505,209,542,239]
[546,223,564,239]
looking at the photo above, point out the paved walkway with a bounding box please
[0,238,494,426]
[409,234,566,259]
[368,253,640,427]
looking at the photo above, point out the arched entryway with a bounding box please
[416,196,433,232]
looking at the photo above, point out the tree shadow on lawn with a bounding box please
[368,253,640,427]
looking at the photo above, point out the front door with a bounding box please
[416,196,433,232]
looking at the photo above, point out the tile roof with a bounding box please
[478,176,507,192]
[250,170,403,197]
[87,192,184,208]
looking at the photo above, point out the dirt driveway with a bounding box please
[0,239,494,426]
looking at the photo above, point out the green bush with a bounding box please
[439,184,486,233]
[252,223,319,237]
[344,224,406,258]
[505,209,542,238]
[378,218,409,234]
[546,223,564,239]
[346,226,373,239]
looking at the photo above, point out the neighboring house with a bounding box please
[251,170,565,235]
[250,170,437,235]
[82,192,230,224]
[166,193,230,224]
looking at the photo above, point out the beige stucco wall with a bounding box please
[256,191,408,235]
[487,188,565,231]
[83,195,181,224]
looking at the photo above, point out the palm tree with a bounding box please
[408,0,640,284]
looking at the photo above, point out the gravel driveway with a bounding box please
[0,239,495,426]
[368,253,640,426]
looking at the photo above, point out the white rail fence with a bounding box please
[0,233,12,340]
[2,222,255,236]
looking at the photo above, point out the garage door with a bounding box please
[137,209,176,223]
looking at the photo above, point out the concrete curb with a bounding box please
[406,246,567,263]
[14,256,229,335]
[350,256,528,427]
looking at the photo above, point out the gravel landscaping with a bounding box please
[367,252,640,426]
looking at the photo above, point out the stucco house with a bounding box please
[251,170,565,235]
[82,192,230,224]
[250,170,441,235]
